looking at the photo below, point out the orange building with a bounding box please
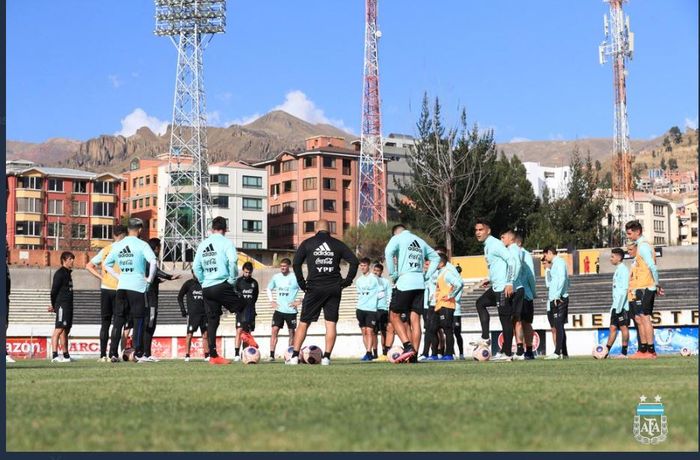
[252,136,387,249]
[120,157,168,240]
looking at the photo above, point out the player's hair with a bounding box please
[373,262,384,271]
[359,257,371,265]
[148,237,161,251]
[391,224,406,234]
[128,217,144,230]
[625,220,643,232]
[500,228,515,237]
[474,218,491,228]
[513,232,524,244]
[211,216,227,232]
[543,246,556,255]
[242,261,254,272]
[113,225,127,237]
[60,251,75,262]
[438,253,449,264]
[434,245,448,254]
[279,258,292,265]
[611,248,625,260]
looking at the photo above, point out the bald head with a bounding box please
[317,219,329,232]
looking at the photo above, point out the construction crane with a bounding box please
[358,0,387,225]
[599,0,635,243]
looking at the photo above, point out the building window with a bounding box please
[18,176,43,190]
[282,201,297,214]
[122,203,127,213]
[71,201,88,217]
[323,157,336,169]
[15,221,42,237]
[283,180,296,193]
[544,171,555,179]
[653,204,664,217]
[343,222,351,232]
[153,175,157,184]
[303,157,317,169]
[270,184,280,197]
[132,178,137,188]
[170,172,192,186]
[271,164,281,175]
[343,179,351,190]
[691,213,698,223]
[152,220,157,229]
[242,242,263,250]
[213,196,230,209]
[323,178,336,190]
[71,224,87,240]
[48,179,64,192]
[303,199,317,212]
[243,175,262,189]
[47,222,64,238]
[303,177,317,191]
[91,225,113,240]
[146,197,150,207]
[92,202,115,217]
[271,223,296,238]
[328,221,337,234]
[323,199,337,212]
[16,197,43,213]
[132,199,138,210]
[211,174,229,186]
[635,202,644,214]
[342,159,352,175]
[138,177,144,187]
[146,175,151,185]
[653,236,665,245]
[242,220,263,233]
[93,181,115,194]
[153,196,157,207]
[138,198,144,208]
[653,220,665,232]
[282,160,297,173]
[343,200,350,211]
[270,204,281,215]
[243,197,262,210]
[304,221,316,233]
[692,228,698,237]
[73,180,88,194]
[47,200,63,215]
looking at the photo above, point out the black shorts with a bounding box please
[202,282,245,318]
[476,288,509,315]
[236,304,256,331]
[547,310,556,328]
[521,299,534,324]
[436,307,455,330]
[54,305,73,329]
[633,289,656,316]
[272,311,297,329]
[100,289,117,321]
[628,301,642,318]
[375,310,389,333]
[610,309,630,328]
[187,315,207,334]
[511,287,525,321]
[116,289,147,320]
[549,298,569,325]
[389,288,424,315]
[356,309,377,329]
[300,283,343,323]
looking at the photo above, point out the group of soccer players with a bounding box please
[15,210,662,364]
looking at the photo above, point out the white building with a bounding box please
[674,198,698,246]
[156,161,268,251]
[523,162,571,199]
[605,192,675,246]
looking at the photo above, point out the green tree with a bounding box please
[669,126,682,144]
[660,157,667,170]
[668,158,679,170]
[525,189,559,250]
[342,222,434,261]
[594,160,602,171]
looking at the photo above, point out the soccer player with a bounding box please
[104,218,158,363]
[373,262,393,360]
[473,219,517,361]
[514,233,537,360]
[86,225,127,362]
[193,216,252,365]
[267,258,300,362]
[541,257,556,348]
[431,253,464,360]
[543,246,569,360]
[287,219,359,366]
[49,251,75,363]
[420,259,439,361]
[178,271,209,362]
[384,223,440,363]
[500,229,526,360]
[604,248,630,359]
[234,262,259,361]
[6,240,14,363]
[434,246,465,359]
[625,220,662,359]
[355,257,380,361]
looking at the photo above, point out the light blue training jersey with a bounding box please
[507,243,525,290]
[547,255,570,303]
[483,235,513,292]
[193,233,238,289]
[356,273,380,312]
[424,269,439,309]
[104,236,156,293]
[376,276,392,311]
[267,272,300,315]
[611,263,630,314]
[384,230,440,291]
[521,248,537,301]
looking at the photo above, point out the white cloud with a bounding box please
[116,108,169,137]
[206,111,222,126]
[273,90,354,133]
[108,74,123,88]
[509,137,531,143]
[684,116,698,130]
[549,133,565,141]
[648,133,658,140]
[228,113,262,126]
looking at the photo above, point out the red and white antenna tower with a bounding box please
[358,0,386,225]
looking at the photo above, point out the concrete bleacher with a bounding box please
[8,269,696,326]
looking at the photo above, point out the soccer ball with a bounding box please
[283,346,295,362]
[242,346,261,364]
[301,345,323,364]
[680,347,692,357]
[472,346,491,362]
[122,348,135,362]
[387,346,404,363]
[592,344,607,359]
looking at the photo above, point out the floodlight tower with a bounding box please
[154,0,225,264]
[599,0,635,242]
[358,0,386,225]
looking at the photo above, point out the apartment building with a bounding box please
[120,157,168,240]
[606,192,675,246]
[675,198,698,246]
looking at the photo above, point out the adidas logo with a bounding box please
[202,243,215,255]
[313,242,334,256]
[409,240,422,251]
[119,246,134,257]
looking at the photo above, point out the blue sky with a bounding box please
[7,0,698,144]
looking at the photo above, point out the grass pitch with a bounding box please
[5,356,698,452]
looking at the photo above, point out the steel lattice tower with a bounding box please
[155,0,225,263]
[358,0,386,225]
[599,0,635,241]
